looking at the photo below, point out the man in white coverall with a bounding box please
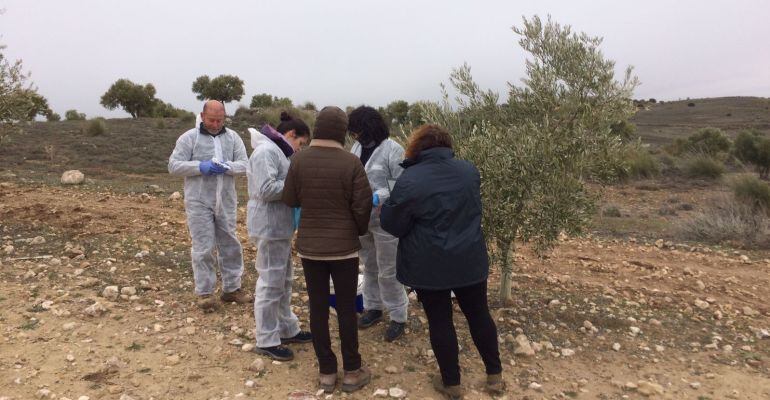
[246,116,312,361]
[168,100,252,311]
[348,106,408,342]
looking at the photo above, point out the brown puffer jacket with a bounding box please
[282,144,373,258]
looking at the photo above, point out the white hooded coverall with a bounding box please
[247,127,301,348]
[351,138,408,323]
[168,126,248,296]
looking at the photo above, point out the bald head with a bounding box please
[202,100,225,114]
[200,100,226,134]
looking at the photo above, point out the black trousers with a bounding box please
[416,280,502,386]
[302,257,361,374]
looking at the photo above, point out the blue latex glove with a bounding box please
[293,208,301,230]
[372,193,380,207]
[199,160,226,175]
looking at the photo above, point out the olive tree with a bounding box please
[100,79,158,118]
[421,16,638,303]
[0,46,40,144]
[191,74,244,103]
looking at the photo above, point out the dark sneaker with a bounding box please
[282,330,312,344]
[341,366,371,393]
[432,375,464,400]
[319,372,337,394]
[358,309,383,329]
[384,321,406,342]
[485,373,506,395]
[197,295,220,312]
[253,345,294,361]
[220,289,254,304]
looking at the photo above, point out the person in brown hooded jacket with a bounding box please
[282,106,373,394]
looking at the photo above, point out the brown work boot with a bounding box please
[485,373,506,395]
[341,366,371,393]
[197,295,220,312]
[319,372,337,394]
[220,288,253,304]
[432,375,463,400]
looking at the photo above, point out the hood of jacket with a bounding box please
[248,125,294,157]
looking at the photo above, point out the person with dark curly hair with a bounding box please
[348,106,409,342]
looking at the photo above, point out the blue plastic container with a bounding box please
[329,273,365,313]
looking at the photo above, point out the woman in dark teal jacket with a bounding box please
[380,124,504,399]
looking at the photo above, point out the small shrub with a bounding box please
[602,205,622,218]
[179,112,196,125]
[677,195,769,248]
[677,203,695,211]
[683,155,724,179]
[155,119,166,129]
[658,207,677,216]
[65,109,86,121]
[731,175,770,211]
[687,102,695,107]
[625,148,660,179]
[84,118,108,136]
[46,112,61,122]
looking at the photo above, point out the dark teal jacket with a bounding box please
[380,147,489,290]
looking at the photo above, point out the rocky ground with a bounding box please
[0,180,769,400]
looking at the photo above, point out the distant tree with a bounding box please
[273,96,293,108]
[46,112,61,122]
[648,98,657,103]
[65,109,86,121]
[25,92,53,119]
[385,100,409,124]
[250,93,273,108]
[100,79,158,118]
[407,101,428,126]
[687,102,695,107]
[191,74,244,103]
[301,101,317,112]
[151,100,189,118]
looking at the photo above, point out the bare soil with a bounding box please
[0,180,768,400]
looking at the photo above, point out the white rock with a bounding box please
[41,300,54,310]
[61,170,85,185]
[637,381,664,396]
[66,354,75,362]
[612,343,621,351]
[385,365,399,374]
[49,257,62,266]
[63,322,77,330]
[373,388,389,397]
[166,354,180,365]
[138,193,151,203]
[3,244,14,255]
[694,299,709,309]
[241,343,255,352]
[561,348,576,357]
[655,345,665,353]
[102,286,119,300]
[629,326,641,336]
[77,396,90,400]
[120,286,137,296]
[743,306,760,317]
[690,381,701,389]
[388,387,407,398]
[84,301,107,316]
[168,191,182,201]
[31,236,46,245]
[36,388,52,398]
[514,334,536,356]
[248,358,265,373]
[119,394,136,400]
[245,380,255,388]
[528,382,543,391]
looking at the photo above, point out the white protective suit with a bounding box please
[246,127,300,348]
[351,138,408,323]
[168,126,248,296]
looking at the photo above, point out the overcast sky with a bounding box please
[2,0,769,118]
